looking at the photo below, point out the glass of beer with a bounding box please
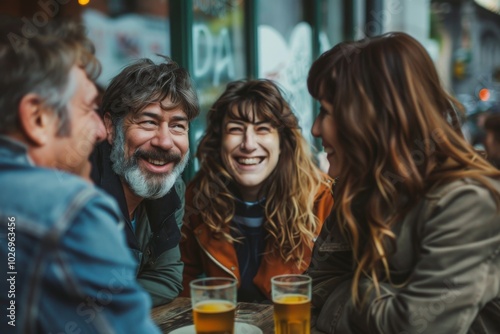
[190,277,237,334]
[271,274,312,334]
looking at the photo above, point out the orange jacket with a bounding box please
[180,181,334,299]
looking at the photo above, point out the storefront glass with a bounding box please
[257,0,315,145]
[190,0,247,170]
[81,0,171,88]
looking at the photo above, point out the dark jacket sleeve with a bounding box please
[307,210,354,321]
[314,182,500,333]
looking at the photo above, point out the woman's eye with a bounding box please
[228,127,243,133]
[257,126,271,133]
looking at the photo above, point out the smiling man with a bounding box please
[0,19,159,333]
[91,58,199,306]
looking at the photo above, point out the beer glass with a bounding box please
[190,277,237,334]
[271,274,312,334]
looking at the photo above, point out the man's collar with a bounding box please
[0,135,35,167]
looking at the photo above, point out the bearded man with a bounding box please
[91,57,199,306]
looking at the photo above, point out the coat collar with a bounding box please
[0,135,35,167]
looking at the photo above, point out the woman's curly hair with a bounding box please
[188,79,332,268]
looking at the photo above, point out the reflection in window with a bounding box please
[190,0,247,171]
[320,0,345,52]
[81,0,171,87]
[257,0,314,144]
[480,32,500,73]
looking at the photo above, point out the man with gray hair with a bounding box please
[0,18,160,333]
[91,57,200,306]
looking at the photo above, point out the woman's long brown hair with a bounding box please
[307,32,500,305]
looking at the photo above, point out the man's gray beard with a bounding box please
[109,122,189,199]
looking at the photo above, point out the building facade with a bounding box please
[4,0,491,176]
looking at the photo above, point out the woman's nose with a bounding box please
[311,116,322,138]
[240,129,257,151]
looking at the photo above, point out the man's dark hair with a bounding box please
[101,57,199,125]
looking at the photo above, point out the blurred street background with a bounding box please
[2,0,499,177]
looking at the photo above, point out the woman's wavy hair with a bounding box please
[190,79,331,267]
[307,32,500,305]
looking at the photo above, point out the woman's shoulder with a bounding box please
[315,173,335,199]
[313,174,335,227]
[426,177,500,203]
[185,179,206,205]
[414,177,500,227]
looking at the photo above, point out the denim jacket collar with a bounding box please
[0,135,35,167]
[0,135,35,166]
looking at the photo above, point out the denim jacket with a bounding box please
[0,136,160,334]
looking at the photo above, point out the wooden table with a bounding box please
[152,297,326,333]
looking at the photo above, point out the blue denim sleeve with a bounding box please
[39,192,161,334]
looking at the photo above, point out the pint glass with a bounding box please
[190,277,237,334]
[271,274,311,334]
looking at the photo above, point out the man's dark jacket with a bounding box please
[90,142,184,306]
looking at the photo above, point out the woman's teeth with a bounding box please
[237,158,261,165]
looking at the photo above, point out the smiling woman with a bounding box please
[220,110,281,202]
[306,32,500,333]
[180,79,334,303]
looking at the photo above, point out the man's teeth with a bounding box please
[148,158,167,166]
[238,158,261,165]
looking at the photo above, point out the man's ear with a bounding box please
[103,112,115,144]
[18,94,56,146]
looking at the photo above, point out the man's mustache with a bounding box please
[134,148,182,165]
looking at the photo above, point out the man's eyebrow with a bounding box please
[138,111,162,120]
[138,111,189,122]
[170,114,189,122]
